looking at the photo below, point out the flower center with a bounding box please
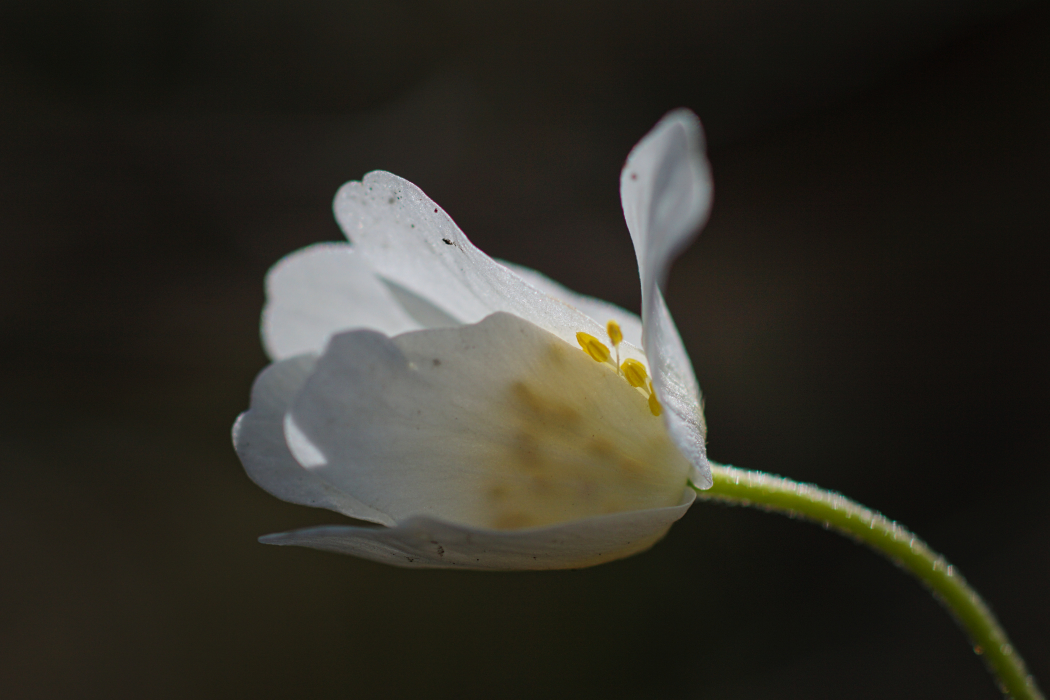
[289,312,690,532]
[475,318,688,530]
[576,320,662,417]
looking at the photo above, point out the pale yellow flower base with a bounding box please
[695,463,1044,700]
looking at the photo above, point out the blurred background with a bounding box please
[1,1,1047,698]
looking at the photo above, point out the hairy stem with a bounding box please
[693,463,1043,700]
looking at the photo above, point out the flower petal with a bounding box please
[621,109,713,289]
[332,171,637,360]
[233,354,394,525]
[289,312,693,530]
[620,110,714,489]
[262,242,422,360]
[643,291,712,489]
[497,260,644,349]
[258,490,695,570]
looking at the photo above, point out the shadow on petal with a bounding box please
[260,489,695,570]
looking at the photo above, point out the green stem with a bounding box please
[693,463,1043,700]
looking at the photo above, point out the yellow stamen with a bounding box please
[606,320,624,373]
[647,382,662,417]
[621,358,649,388]
[575,326,659,418]
[576,332,611,363]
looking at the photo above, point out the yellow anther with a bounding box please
[647,382,662,417]
[621,358,649,388]
[576,332,611,363]
[606,320,623,346]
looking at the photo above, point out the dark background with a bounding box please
[1,1,1047,698]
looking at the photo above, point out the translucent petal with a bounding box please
[644,290,712,488]
[620,110,714,489]
[258,490,695,570]
[332,172,644,363]
[621,110,713,290]
[232,355,394,525]
[262,243,422,360]
[498,260,644,348]
[290,312,693,530]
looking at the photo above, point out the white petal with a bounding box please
[258,490,695,570]
[332,171,637,361]
[290,312,693,530]
[621,110,713,289]
[233,354,394,525]
[497,260,644,348]
[262,243,422,360]
[645,290,712,489]
[620,110,714,489]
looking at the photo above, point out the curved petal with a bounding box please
[620,110,714,489]
[290,312,693,530]
[332,171,646,363]
[644,290,711,489]
[233,354,395,525]
[497,260,644,348]
[262,243,422,360]
[258,490,695,570]
[620,109,713,289]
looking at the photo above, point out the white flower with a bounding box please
[233,110,714,569]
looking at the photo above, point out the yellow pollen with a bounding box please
[621,358,648,388]
[647,382,662,417]
[576,332,611,363]
[575,326,659,419]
